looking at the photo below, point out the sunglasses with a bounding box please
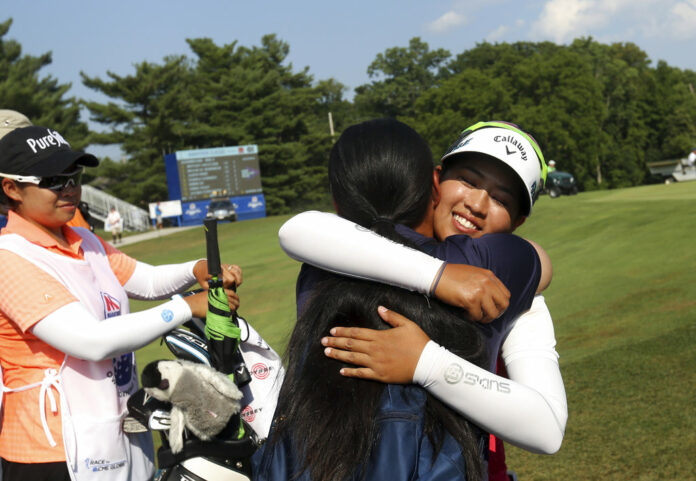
[0,167,84,191]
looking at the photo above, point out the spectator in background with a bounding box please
[106,206,122,244]
[155,202,163,229]
[687,149,695,167]
[547,159,557,172]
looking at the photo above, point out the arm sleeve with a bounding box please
[413,296,566,454]
[278,211,444,294]
[31,297,193,362]
[123,260,200,300]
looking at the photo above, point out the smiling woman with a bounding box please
[434,154,527,239]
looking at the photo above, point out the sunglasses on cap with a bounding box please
[0,167,84,191]
[459,121,548,183]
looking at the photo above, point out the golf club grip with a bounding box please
[204,219,222,277]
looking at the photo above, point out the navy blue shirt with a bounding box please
[296,226,541,372]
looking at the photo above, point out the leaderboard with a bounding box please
[175,145,262,201]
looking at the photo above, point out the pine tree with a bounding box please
[0,18,88,148]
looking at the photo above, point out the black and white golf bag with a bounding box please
[124,316,284,481]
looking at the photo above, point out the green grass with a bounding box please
[123,182,696,479]
[507,182,696,480]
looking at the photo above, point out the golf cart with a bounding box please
[543,170,578,198]
[206,198,238,222]
[647,158,696,184]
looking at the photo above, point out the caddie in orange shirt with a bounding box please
[0,125,242,481]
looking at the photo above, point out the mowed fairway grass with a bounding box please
[122,182,695,480]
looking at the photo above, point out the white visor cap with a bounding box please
[441,127,543,216]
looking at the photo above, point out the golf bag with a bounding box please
[125,318,275,481]
[124,220,284,481]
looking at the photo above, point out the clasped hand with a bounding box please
[435,263,509,323]
[184,260,242,318]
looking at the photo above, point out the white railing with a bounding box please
[81,185,150,232]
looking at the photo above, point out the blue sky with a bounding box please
[4,0,696,157]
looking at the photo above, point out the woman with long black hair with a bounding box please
[256,119,490,481]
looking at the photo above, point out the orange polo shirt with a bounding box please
[0,211,137,462]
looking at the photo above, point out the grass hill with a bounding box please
[125,181,696,480]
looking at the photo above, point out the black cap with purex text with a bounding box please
[0,126,98,177]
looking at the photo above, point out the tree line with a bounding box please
[2,19,695,214]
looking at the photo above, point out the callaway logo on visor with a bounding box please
[495,134,529,161]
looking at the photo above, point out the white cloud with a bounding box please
[486,19,526,42]
[426,10,467,33]
[532,0,696,43]
[533,0,609,42]
[486,25,510,42]
[668,1,696,39]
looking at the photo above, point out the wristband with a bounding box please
[429,261,448,297]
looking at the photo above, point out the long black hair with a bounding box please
[272,278,487,481]
[267,119,487,481]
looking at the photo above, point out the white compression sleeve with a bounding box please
[413,296,567,454]
[31,298,192,362]
[278,211,443,294]
[124,260,200,300]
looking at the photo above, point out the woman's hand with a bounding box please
[321,306,430,383]
[221,264,243,291]
[434,264,510,323]
[192,260,243,290]
[182,289,240,318]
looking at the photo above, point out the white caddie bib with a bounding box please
[0,229,154,481]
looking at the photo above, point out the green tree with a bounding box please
[507,41,606,190]
[184,35,335,214]
[81,56,193,205]
[410,38,695,191]
[648,61,696,162]
[83,35,340,214]
[408,68,513,157]
[354,37,451,119]
[568,39,654,188]
[0,18,88,148]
